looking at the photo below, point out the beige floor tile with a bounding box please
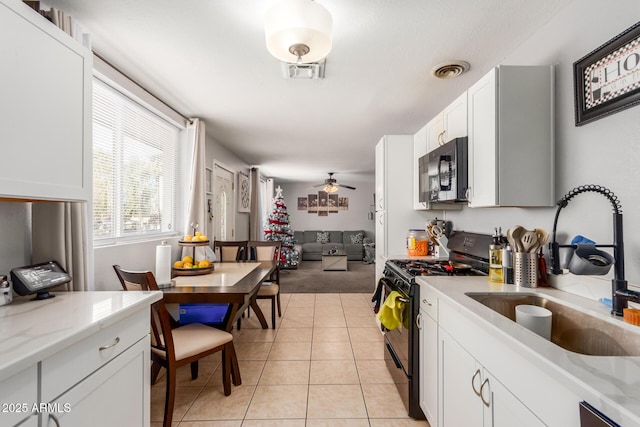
[343,306,374,317]
[178,421,242,426]
[351,341,385,360]
[182,385,255,421]
[153,361,218,388]
[259,360,310,385]
[355,360,395,384]
[209,360,265,387]
[362,384,412,419]
[345,315,378,328]
[306,419,370,427]
[274,327,313,343]
[307,385,368,419]
[234,342,273,361]
[287,294,316,307]
[236,328,277,343]
[151,385,201,423]
[309,360,359,384]
[268,341,312,360]
[348,327,384,342]
[312,327,350,342]
[241,420,305,427]
[313,315,347,327]
[282,306,316,320]
[279,316,314,328]
[245,385,308,419]
[369,418,431,426]
[311,341,354,360]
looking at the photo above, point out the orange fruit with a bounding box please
[182,255,193,264]
[183,262,193,269]
[173,260,184,268]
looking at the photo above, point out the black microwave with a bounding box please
[419,137,468,203]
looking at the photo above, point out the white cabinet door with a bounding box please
[0,0,92,202]
[442,91,467,141]
[440,329,483,427]
[467,68,498,207]
[413,125,428,210]
[418,309,438,426]
[426,113,445,153]
[43,337,150,427]
[467,65,554,207]
[486,370,545,427]
[375,138,385,211]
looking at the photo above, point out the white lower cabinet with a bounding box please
[440,328,544,427]
[418,285,438,426]
[43,337,150,427]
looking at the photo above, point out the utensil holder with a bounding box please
[514,252,538,288]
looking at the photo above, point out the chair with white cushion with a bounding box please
[247,240,282,329]
[112,265,241,427]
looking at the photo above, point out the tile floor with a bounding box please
[150,293,430,426]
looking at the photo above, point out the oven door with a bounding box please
[379,278,411,379]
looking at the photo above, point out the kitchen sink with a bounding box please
[465,292,640,356]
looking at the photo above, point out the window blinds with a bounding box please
[92,78,179,241]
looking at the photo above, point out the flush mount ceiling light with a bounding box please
[431,60,471,79]
[265,0,333,64]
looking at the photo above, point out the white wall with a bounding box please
[443,0,640,284]
[279,179,375,239]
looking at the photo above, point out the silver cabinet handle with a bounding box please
[422,298,432,306]
[438,130,446,145]
[416,313,422,329]
[480,378,491,407]
[99,336,120,351]
[471,369,482,396]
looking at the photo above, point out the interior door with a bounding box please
[213,162,235,241]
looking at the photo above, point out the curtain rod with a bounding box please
[93,51,193,124]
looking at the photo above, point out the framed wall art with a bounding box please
[237,172,250,212]
[574,21,640,126]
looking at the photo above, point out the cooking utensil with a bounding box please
[534,228,550,248]
[509,226,525,252]
[521,230,538,253]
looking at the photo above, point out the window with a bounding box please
[92,77,179,242]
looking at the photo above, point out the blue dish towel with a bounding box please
[571,235,595,245]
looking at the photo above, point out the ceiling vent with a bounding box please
[431,61,470,79]
[281,60,326,79]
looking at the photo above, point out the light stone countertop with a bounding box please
[416,276,640,426]
[0,291,162,382]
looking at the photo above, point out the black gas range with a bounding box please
[375,231,491,420]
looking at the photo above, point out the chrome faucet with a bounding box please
[549,185,640,316]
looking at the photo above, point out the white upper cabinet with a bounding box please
[0,0,92,202]
[467,66,554,207]
[426,91,467,153]
[413,124,428,210]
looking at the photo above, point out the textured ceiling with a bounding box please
[43,0,572,185]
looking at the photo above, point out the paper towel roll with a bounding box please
[155,241,172,287]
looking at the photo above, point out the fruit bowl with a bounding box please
[179,239,210,245]
[171,265,214,276]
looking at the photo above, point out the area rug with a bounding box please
[279,261,375,293]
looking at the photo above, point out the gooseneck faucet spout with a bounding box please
[549,185,640,316]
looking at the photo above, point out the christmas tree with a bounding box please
[264,186,299,269]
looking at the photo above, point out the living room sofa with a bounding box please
[293,230,372,261]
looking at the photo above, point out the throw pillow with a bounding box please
[316,231,330,244]
[350,232,364,245]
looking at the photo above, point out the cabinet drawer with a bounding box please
[41,308,148,402]
[0,365,37,426]
[419,284,438,320]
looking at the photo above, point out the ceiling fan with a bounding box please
[313,173,356,193]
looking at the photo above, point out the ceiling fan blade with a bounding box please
[337,183,356,190]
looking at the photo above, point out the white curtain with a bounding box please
[185,118,206,234]
[249,167,262,240]
[31,202,89,291]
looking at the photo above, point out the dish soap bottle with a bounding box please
[489,227,504,283]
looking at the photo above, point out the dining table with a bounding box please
[162,261,276,332]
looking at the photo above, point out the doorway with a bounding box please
[213,161,235,241]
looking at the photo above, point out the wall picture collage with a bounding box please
[298,191,349,216]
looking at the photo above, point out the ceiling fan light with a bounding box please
[265,0,332,64]
[324,184,338,193]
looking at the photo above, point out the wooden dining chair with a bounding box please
[213,240,248,262]
[247,240,282,329]
[112,265,241,427]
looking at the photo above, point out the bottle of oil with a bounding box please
[489,227,504,283]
